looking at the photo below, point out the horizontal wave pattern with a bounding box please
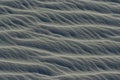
[0,0,120,80]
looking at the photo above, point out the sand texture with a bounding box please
[0,0,120,80]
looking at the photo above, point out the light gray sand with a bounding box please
[0,0,120,80]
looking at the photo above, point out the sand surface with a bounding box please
[0,0,120,80]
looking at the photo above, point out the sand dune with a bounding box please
[0,0,120,80]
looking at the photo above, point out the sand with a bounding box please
[0,0,120,80]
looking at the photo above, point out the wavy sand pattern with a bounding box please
[0,0,120,80]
